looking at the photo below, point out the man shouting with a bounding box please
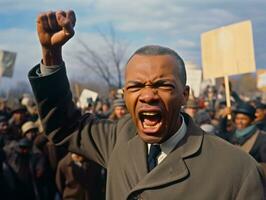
[28,10,265,200]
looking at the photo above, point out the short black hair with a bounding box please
[127,45,186,86]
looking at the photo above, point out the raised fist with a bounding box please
[36,10,76,65]
[37,10,76,49]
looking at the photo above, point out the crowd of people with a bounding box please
[183,85,266,174]
[1,9,265,200]
[0,93,128,200]
[0,81,265,199]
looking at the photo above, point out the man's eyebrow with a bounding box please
[125,80,143,85]
[126,79,173,85]
[153,79,170,84]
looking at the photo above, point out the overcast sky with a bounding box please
[0,0,265,89]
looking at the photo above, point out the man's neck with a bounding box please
[161,114,182,143]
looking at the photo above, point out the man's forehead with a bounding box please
[125,54,179,73]
[127,54,176,63]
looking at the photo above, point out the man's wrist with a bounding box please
[42,47,63,66]
[39,61,64,76]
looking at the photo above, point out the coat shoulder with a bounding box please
[116,114,137,140]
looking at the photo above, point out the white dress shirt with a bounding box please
[147,115,187,165]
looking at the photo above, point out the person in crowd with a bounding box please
[205,105,218,126]
[28,10,265,199]
[82,98,95,114]
[20,94,39,121]
[0,100,61,199]
[95,99,112,119]
[21,121,39,142]
[9,102,28,140]
[183,98,199,121]
[0,115,20,148]
[217,81,242,105]
[254,101,266,131]
[21,120,56,200]
[4,138,46,200]
[230,102,266,174]
[108,98,128,120]
[0,133,16,200]
[0,115,9,136]
[0,97,11,119]
[108,88,118,105]
[196,110,216,134]
[56,152,103,200]
[213,100,235,141]
[32,133,59,200]
[203,85,217,112]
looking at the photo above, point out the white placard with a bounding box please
[0,50,16,78]
[186,69,202,97]
[79,89,98,108]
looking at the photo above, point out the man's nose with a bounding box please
[139,87,159,103]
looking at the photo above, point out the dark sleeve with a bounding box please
[46,142,67,172]
[231,91,243,104]
[215,117,232,142]
[55,157,66,193]
[28,64,118,167]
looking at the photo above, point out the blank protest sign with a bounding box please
[201,20,256,79]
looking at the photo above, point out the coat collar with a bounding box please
[126,113,204,196]
[179,112,205,158]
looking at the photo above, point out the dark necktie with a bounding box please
[147,144,161,172]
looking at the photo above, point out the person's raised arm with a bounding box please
[29,10,120,167]
[36,10,76,66]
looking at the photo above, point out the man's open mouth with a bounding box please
[139,111,162,131]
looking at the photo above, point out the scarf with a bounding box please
[231,125,257,145]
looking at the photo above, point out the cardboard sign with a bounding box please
[79,89,98,108]
[201,20,256,79]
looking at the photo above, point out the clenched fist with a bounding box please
[36,10,76,65]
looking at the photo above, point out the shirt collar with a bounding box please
[148,115,187,154]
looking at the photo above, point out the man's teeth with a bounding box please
[142,112,157,116]
[143,122,161,129]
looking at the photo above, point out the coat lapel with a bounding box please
[127,135,148,181]
[127,115,204,196]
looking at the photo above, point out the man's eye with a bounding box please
[158,84,175,90]
[126,85,143,92]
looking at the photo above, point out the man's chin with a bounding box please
[138,132,163,144]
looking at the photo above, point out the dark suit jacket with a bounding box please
[29,65,265,200]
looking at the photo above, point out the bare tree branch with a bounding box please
[74,25,129,90]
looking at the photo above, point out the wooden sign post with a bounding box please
[224,75,232,119]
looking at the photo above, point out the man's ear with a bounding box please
[122,87,129,110]
[122,87,126,101]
